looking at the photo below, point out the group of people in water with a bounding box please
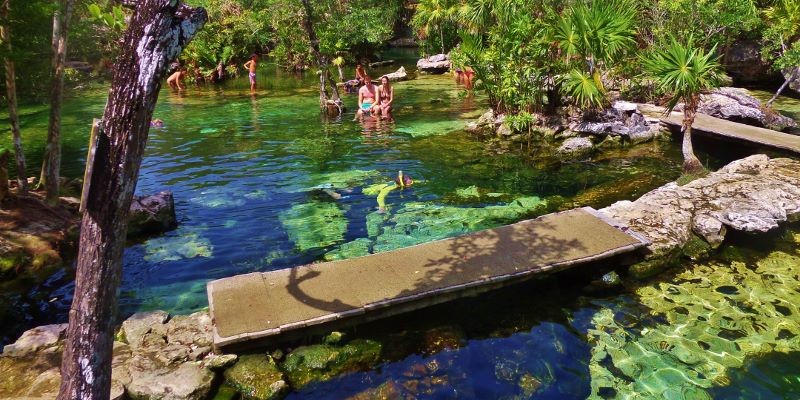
[165,56,396,120]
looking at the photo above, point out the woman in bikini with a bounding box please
[375,75,394,119]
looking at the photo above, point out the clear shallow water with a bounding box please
[2,55,799,398]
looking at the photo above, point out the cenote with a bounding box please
[2,54,800,398]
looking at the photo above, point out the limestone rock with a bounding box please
[2,323,67,357]
[417,54,450,74]
[205,354,238,370]
[281,339,382,388]
[380,66,408,82]
[600,155,800,277]
[224,354,287,400]
[128,191,179,238]
[786,67,800,93]
[692,214,727,248]
[122,310,169,349]
[698,87,797,132]
[165,311,213,360]
[126,360,214,400]
[557,137,594,159]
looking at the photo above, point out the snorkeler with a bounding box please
[377,171,414,212]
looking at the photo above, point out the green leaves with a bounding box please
[562,70,604,110]
[85,3,125,31]
[643,37,723,113]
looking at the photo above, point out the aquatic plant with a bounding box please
[279,201,347,252]
[143,227,214,263]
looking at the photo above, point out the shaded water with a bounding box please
[1,52,799,398]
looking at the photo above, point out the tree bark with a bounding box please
[40,0,74,204]
[1,0,27,193]
[767,67,799,107]
[299,0,341,110]
[682,107,704,174]
[0,149,9,202]
[57,2,206,399]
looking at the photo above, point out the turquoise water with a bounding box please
[2,54,800,398]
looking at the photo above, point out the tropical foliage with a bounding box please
[643,37,724,173]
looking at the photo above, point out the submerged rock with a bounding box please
[280,201,348,252]
[128,191,178,238]
[588,234,800,398]
[698,87,797,131]
[281,339,382,388]
[224,354,287,400]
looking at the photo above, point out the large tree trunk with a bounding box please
[767,67,799,107]
[1,0,27,193]
[299,0,340,111]
[57,2,206,399]
[681,108,704,174]
[40,0,74,204]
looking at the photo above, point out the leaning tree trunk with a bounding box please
[681,106,704,174]
[40,0,74,204]
[57,2,206,399]
[0,0,27,193]
[299,0,341,110]
[767,67,799,107]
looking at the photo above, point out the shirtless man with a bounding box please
[243,54,258,94]
[167,68,186,90]
[356,75,378,119]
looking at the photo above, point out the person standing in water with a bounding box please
[167,68,187,90]
[356,75,378,119]
[243,54,258,94]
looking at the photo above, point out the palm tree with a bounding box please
[412,0,458,54]
[553,0,636,110]
[644,37,723,174]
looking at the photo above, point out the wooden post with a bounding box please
[57,2,206,399]
[79,120,100,213]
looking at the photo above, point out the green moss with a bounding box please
[303,170,384,191]
[280,339,382,388]
[323,238,372,261]
[143,227,213,263]
[682,234,713,261]
[454,185,481,199]
[676,169,710,186]
[224,354,287,400]
[279,201,347,252]
[0,252,27,277]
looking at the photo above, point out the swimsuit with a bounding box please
[361,102,373,112]
[249,72,256,84]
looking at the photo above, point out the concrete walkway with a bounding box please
[662,113,800,154]
[207,207,649,350]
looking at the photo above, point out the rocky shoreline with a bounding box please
[466,87,798,161]
[3,154,800,399]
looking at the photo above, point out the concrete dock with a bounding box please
[662,113,800,154]
[207,207,649,350]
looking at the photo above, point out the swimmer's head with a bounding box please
[395,174,413,187]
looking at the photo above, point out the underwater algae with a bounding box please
[280,201,348,253]
[143,226,214,263]
[588,232,800,399]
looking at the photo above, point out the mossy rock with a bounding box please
[682,234,713,261]
[281,339,382,388]
[224,354,288,400]
[0,250,28,277]
[323,238,372,261]
[628,257,674,280]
